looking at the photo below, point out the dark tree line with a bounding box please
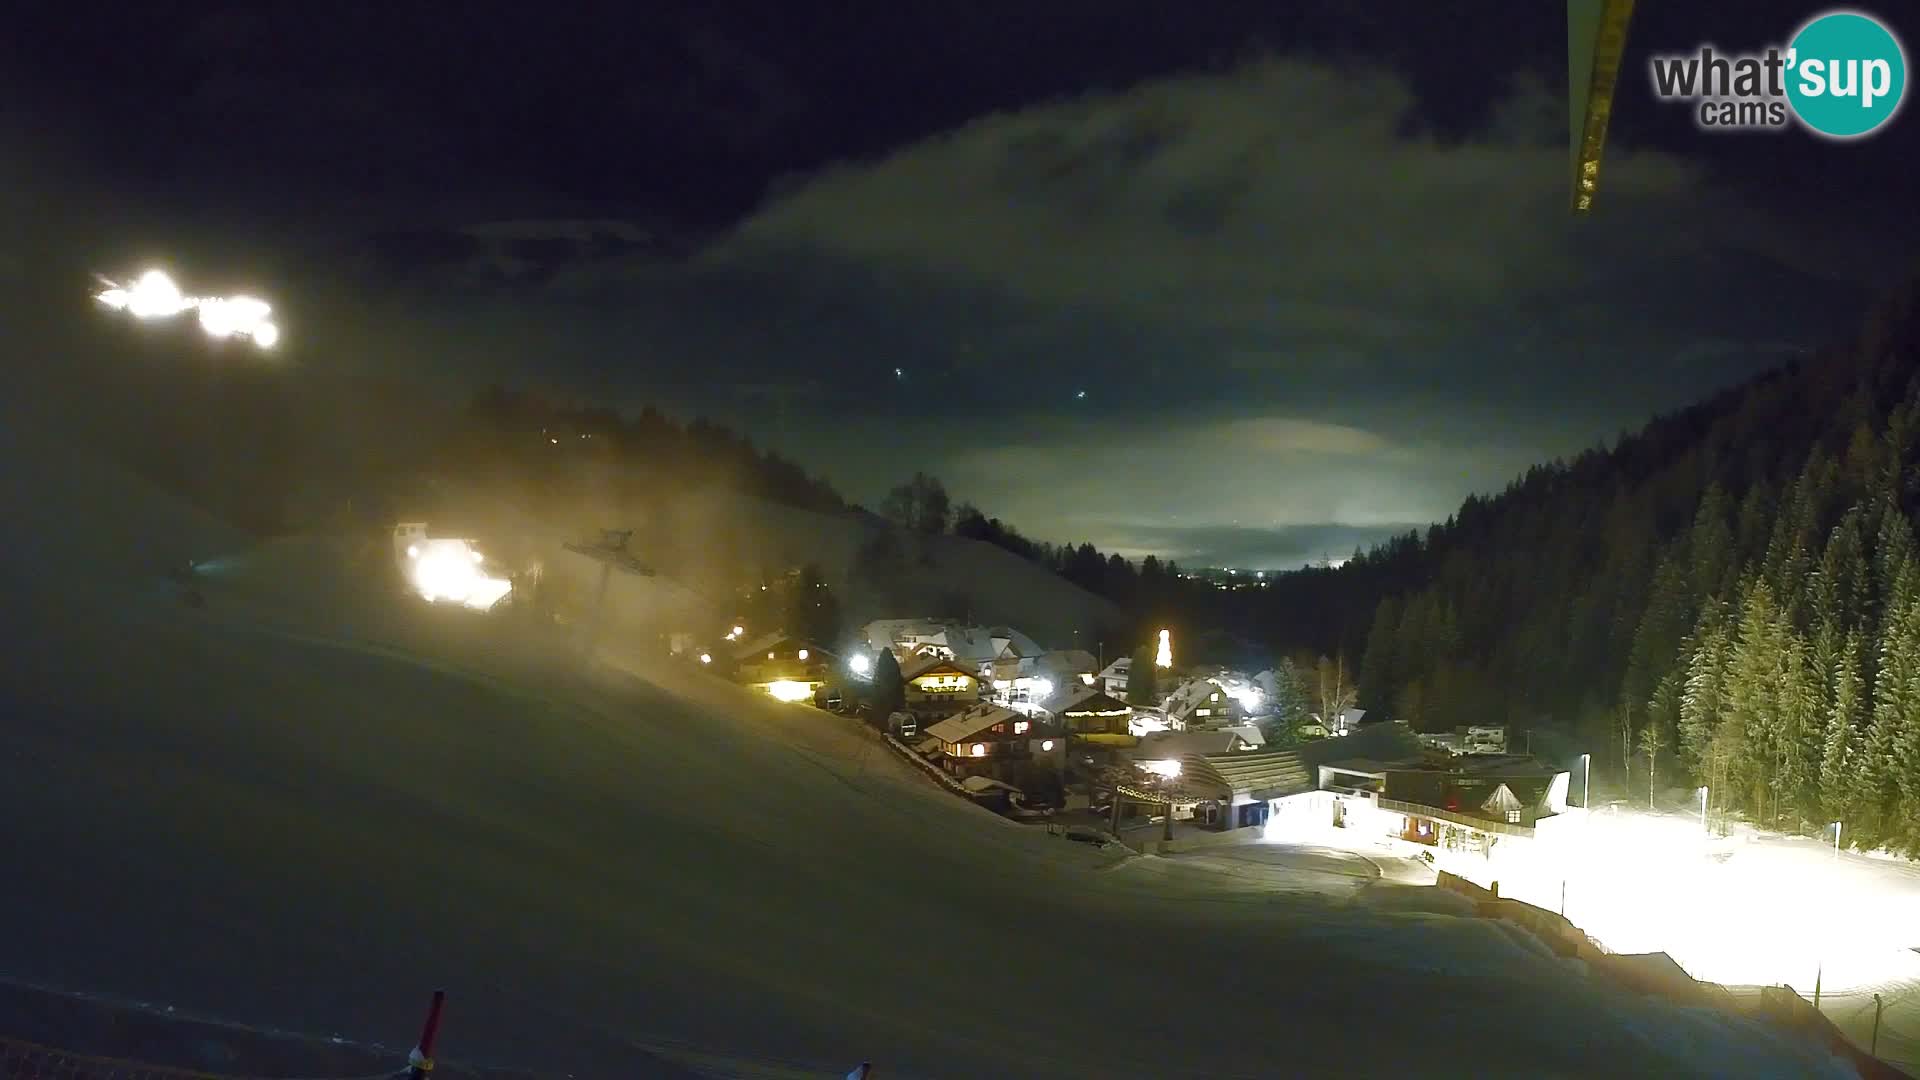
[461,385,847,514]
[1290,275,1920,853]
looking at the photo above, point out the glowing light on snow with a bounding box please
[1229,686,1264,711]
[95,269,281,348]
[848,653,871,676]
[767,680,813,702]
[1129,715,1172,738]
[405,538,510,610]
[1156,629,1172,669]
[1031,678,1054,702]
[1140,759,1182,779]
[1425,806,1920,996]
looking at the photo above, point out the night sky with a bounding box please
[4,2,1915,567]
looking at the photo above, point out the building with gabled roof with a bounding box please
[727,630,833,701]
[1036,684,1134,741]
[1160,677,1244,729]
[900,654,982,717]
[925,702,1061,778]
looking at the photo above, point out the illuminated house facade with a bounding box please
[1316,753,1572,854]
[1038,685,1135,743]
[1160,678,1244,729]
[984,649,1100,711]
[731,632,833,701]
[925,703,1062,778]
[900,654,982,716]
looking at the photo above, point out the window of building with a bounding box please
[970,743,987,758]
[1506,809,1522,824]
[1196,708,1212,717]
[1014,721,1029,734]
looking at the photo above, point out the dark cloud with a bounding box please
[11,28,1911,566]
[622,56,1896,553]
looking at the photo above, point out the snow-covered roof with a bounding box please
[1098,656,1132,678]
[925,703,1024,744]
[862,619,1042,665]
[1162,678,1234,721]
[731,630,816,662]
[1039,684,1129,716]
[1035,649,1098,675]
[901,653,976,681]
[1133,730,1257,760]
[1184,748,1316,800]
[962,775,1023,794]
[1220,723,1266,748]
[863,618,947,653]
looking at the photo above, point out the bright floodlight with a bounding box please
[849,653,872,676]
[1032,678,1054,702]
[699,653,712,665]
[1156,629,1172,668]
[124,270,191,318]
[94,269,281,350]
[768,680,812,702]
[406,538,510,611]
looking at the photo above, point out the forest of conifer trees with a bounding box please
[1330,278,1920,854]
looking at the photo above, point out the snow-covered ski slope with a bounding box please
[0,406,1860,1078]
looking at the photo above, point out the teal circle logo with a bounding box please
[1786,11,1907,138]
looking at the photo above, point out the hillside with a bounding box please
[0,370,1860,1078]
[1292,272,1920,852]
[3,296,1124,655]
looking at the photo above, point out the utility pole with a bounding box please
[562,529,655,662]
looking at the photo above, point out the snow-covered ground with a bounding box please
[0,404,1873,1078]
[1409,804,1920,1074]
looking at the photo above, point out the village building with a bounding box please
[1159,677,1246,729]
[984,649,1101,711]
[900,653,983,717]
[924,702,1063,779]
[1036,685,1135,743]
[1314,752,1572,855]
[1096,656,1131,700]
[730,631,833,702]
[862,619,1042,668]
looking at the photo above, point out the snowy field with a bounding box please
[1425,803,1920,1074]
[0,405,1876,1077]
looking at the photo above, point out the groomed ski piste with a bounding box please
[0,402,1863,1078]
